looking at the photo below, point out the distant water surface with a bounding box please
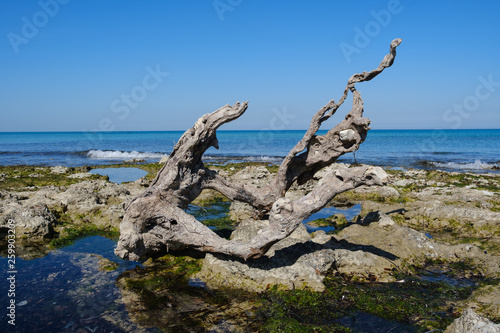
[0,130,498,173]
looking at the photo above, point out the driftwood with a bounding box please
[115,38,402,261]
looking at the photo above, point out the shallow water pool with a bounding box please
[303,204,361,233]
[0,236,153,332]
[89,167,148,184]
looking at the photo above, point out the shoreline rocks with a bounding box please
[1,163,499,325]
[211,219,394,291]
[195,209,500,292]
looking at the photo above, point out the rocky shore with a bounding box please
[0,162,499,331]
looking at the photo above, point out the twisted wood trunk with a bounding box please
[115,38,402,261]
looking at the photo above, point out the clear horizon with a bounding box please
[1,1,499,132]
[1,128,500,134]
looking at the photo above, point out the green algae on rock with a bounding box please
[116,254,261,332]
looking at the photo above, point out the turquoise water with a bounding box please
[0,130,499,173]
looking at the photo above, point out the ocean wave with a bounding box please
[203,155,283,163]
[87,150,166,160]
[244,155,284,162]
[86,150,284,162]
[428,159,500,171]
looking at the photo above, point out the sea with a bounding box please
[0,129,499,174]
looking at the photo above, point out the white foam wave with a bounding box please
[246,155,283,162]
[203,155,283,162]
[87,150,166,160]
[429,159,499,171]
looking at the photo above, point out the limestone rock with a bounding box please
[352,185,400,199]
[230,165,272,188]
[53,180,128,211]
[358,210,394,227]
[337,214,500,277]
[311,230,332,244]
[125,158,145,163]
[195,241,336,292]
[445,309,500,333]
[50,166,68,174]
[0,203,56,239]
[195,219,397,291]
[1,179,142,230]
[52,180,105,212]
[331,249,394,281]
[413,204,500,227]
[392,179,412,187]
[230,218,268,242]
[229,201,256,222]
[67,172,93,179]
[132,176,151,188]
[467,284,500,320]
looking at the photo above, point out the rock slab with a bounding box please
[445,309,500,333]
[1,203,56,238]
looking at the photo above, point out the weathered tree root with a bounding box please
[115,38,402,261]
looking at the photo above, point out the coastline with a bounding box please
[0,160,499,331]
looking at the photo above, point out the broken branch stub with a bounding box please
[115,38,402,261]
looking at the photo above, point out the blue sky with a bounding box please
[1,0,499,131]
